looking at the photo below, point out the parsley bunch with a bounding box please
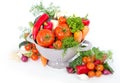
[67,15,84,33]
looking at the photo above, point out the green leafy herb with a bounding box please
[62,37,79,56]
[69,55,82,69]
[30,2,60,18]
[67,15,84,33]
[92,47,113,60]
[19,26,31,40]
[29,21,34,28]
[92,47,104,60]
[62,37,79,49]
[80,49,93,57]
[106,50,113,59]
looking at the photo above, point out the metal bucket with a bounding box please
[27,34,92,69]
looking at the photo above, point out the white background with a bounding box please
[0,0,120,83]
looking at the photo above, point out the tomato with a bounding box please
[54,24,71,40]
[31,53,39,61]
[86,57,92,63]
[36,29,55,47]
[82,56,88,63]
[53,40,62,49]
[31,43,36,48]
[32,48,39,54]
[24,43,32,51]
[87,62,95,70]
[74,31,82,43]
[95,64,104,71]
[82,56,94,64]
[88,71,95,77]
[95,71,102,77]
[58,16,67,24]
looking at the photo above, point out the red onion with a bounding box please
[66,67,74,73]
[21,54,28,62]
[102,69,111,75]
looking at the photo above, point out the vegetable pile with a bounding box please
[19,41,48,66]
[32,14,90,50]
[18,2,90,65]
[66,47,114,78]
[16,1,114,79]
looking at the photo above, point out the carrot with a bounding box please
[82,26,89,40]
[40,55,48,66]
[74,30,82,43]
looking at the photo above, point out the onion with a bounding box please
[21,54,28,62]
[66,67,74,73]
[102,69,111,75]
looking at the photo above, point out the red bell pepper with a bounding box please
[76,65,89,74]
[82,14,90,26]
[32,13,49,40]
[44,21,53,30]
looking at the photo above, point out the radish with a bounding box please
[102,69,111,75]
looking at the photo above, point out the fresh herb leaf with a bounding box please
[67,15,84,33]
[62,37,79,49]
[92,47,104,60]
[30,2,60,18]
[69,55,82,69]
[80,49,93,57]
[62,37,79,56]
[106,50,113,59]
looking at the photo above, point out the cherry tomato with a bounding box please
[31,53,39,61]
[24,43,32,51]
[58,16,67,24]
[54,24,71,40]
[95,64,104,71]
[32,48,39,54]
[31,43,36,48]
[53,40,62,49]
[88,71,95,77]
[82,56,88,64]
[86,57,92,63]
[36,29,55,47]
[95,71,102,77]
[87,62,95,70]
[82,56,93,64]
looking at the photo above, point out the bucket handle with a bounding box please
[79,40,92,51]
